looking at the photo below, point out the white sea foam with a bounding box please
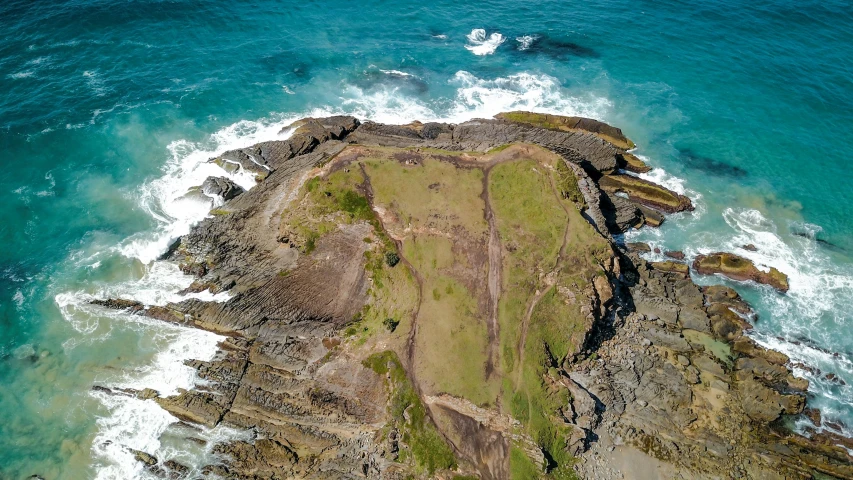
[465,28,506,55]
[56,258,234,477]
[13,290,25,309]
[335,70,613,127]
[380,69,416,78]
[7,70,35,79]
[516,35,539,51]
[89,319,240,480]
[116,116,307,264]
[83,70,109,96]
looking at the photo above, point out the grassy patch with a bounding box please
[510,445,542,480]
[279,167,375,252]
[554,159,585,208]
[363,153,498,406]
[487,143,512,154]
[489,156,607,478]
[209,208,230,216]
[404,235,497,406]
[363,351,457,475]
[364,157,488,238]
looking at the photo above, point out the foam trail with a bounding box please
[465,28,506,55]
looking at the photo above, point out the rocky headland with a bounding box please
[91,112,852,479]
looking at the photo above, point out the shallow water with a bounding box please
[1,0,852,476]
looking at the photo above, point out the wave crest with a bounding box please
[465,28,506,55]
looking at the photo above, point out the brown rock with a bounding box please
[598,174,693,213]
[650,261,689,277]
[495,111,636,149]
[618,152,652,173]
[626,242,651,253]
[693,252,789,292]
[664,250,685,260]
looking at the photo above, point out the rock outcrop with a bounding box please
[90,112,849,479]
[693,252,790,292]
[201,176,243,201]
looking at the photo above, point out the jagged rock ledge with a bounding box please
[89,112,851,479]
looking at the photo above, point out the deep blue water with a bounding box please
[2,0,852,477]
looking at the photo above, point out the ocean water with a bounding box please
[1,0,852,477]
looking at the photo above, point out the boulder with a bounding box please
[693,253,789,292]
[664,250,685,260]
[625,242,651,253]
[201,176,244,201]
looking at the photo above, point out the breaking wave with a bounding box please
[465,28,506,55]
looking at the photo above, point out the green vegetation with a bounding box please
[497,111,577,131]
[363,351,457,475]
[283,144,614,478]
[383,317,400,332]
[487,143,512,154]
[403,235,497,406]
[496,111,636,150]
[280,167,375,253]
[489,156,608,479]
[384,251,400,267]
[510,445,542,480]
[365,156,488,237]
[364,154,498,406]
[209,208,230,216]
[555,159,585,207]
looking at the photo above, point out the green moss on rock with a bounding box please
[496,111,636,150]
[693,252,789,292]
[598,174,693,213]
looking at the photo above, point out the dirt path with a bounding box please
[482,165,502,379]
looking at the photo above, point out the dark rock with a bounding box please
[804,407,822,426]
[495,111,635,150]
[201,176,244,201]
[129,449,158,467]
[743,244,758,252]
[420,122,453,139]
[618,152,652,173]
[664,250,685,260]
[89,298,144,312]
[625,242,651,253]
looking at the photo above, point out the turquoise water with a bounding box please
[2,0,852,477]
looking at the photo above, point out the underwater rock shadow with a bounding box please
[679,148,748,178]
[513,34,599,60]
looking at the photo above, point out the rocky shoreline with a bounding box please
[90,112,852,479]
